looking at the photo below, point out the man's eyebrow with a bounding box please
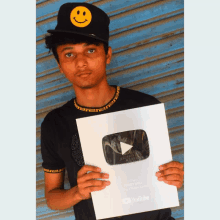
[83,43,98,46]
[61,43,98,52]
[61,47,74,52]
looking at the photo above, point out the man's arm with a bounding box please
[44,171,81,210]
[44,165,110,210]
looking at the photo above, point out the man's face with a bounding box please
[56,42,112,89]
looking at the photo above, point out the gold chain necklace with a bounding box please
[74,86,120,112]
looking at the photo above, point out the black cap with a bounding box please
[47,3,110,43]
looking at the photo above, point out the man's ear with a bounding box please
[106,46,112,65]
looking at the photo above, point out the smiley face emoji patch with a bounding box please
[70,6,92,28]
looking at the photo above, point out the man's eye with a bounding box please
[65,53,73,58]
[88,49,95,54]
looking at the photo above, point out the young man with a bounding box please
[41,2,184,220]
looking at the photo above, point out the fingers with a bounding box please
[78,171,109,184]
[162,180,183,188]
[156,161,184,188]
[78,185,107,197]
[80,179,110,189]
[77,179,110,199]
[157,174,182,182]
[77,165,111,200]
[156,172,183,188]
[77,165,101,177]
[88,186,108,192]
[156,167,184,177]
[159,161,184,170]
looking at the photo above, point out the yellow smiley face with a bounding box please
[70,6,92,28]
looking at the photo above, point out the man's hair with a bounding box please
[45,33,109,63]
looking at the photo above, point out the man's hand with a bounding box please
[156,161,184,188]
[76,165,110,200]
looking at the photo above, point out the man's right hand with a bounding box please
[76,165,110,200]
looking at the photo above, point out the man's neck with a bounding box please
[74,82,116,108]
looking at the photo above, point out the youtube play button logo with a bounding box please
[102,129,149,165]
[120,142,133,155]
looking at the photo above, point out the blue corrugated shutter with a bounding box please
[36,0,184,219]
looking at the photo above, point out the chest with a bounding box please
[54,117,84,186]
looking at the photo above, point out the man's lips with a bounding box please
[77,72,91,77]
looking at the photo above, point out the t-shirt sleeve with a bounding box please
[40,116,65,173]
[147,94,161,105]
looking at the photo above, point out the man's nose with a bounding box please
[76,54,87,68]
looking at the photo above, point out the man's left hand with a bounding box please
[156,161,184,188]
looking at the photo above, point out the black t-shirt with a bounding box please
[41,86,175,220]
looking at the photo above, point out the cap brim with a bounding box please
[47,29,108,43]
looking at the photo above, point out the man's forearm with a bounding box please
[46,186,83,210]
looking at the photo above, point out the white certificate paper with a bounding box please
[76,103,179,219]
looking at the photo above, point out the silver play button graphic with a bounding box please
[102,129,150,165]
